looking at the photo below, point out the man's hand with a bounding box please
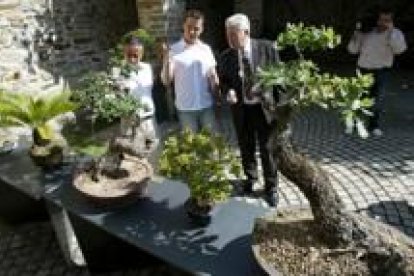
[227,89,238,104]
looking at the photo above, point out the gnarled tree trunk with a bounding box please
[271,106,414,275]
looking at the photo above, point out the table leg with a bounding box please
[45,201,86,266]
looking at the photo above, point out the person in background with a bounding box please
[348,7,407,136]
[161,9,220,133]
[114,36,158,146]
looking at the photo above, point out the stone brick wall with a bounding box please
[0,0,138,94]
[137,0,185,42]
[0,0,54,93]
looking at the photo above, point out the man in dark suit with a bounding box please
[217,13,279,207]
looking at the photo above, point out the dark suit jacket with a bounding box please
[218,38,280,123]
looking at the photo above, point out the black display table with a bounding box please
[1,150,272,275]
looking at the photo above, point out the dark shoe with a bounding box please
[263,191,278,207]
[242,180,255,195]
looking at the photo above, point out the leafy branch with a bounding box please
[259,23,374,137]
[159,129,241,205]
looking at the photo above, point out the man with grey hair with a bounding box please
[217,13,280,207]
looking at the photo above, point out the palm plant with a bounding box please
[0,90,77,167]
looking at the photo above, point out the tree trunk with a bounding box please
[271,108,414,274]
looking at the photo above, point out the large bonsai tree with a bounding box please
[258,23,413,274]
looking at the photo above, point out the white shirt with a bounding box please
[114,62,154,118]
[168,39,216,111]
[240,37,260,105]
[348,28,407,69]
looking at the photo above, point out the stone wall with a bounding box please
[137,0,185,42]
[0,0,138,94]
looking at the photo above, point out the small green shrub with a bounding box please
[159,129,242,206]
[71,72,142,123]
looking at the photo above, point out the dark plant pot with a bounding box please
[29,144,64,170]
[184,198,214,227]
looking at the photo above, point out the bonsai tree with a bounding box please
[0,90,77,168]
[159,129,241,214]
[257,23,414,274]
[71,72,142,125]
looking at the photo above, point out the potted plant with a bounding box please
[159,129,241,226]
[71,71,142,127]
[0,90,77,169]
[68,74,156,207]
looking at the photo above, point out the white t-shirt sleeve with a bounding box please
[388,28,407,55]
[205,45,217,69]
[139,65,155,118]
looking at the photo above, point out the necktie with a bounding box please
[241,51,253,100]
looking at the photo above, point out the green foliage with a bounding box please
[66,132,108,158]
[159,129,242,205]
[0,90,77,141]
[109,28,155,67]
[259,23,374,137]
[71,72,142,123]
[277,23,341,52]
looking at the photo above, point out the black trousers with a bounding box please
[359,68,390,131]
[231,103,277,191]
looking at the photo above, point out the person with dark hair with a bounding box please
[217,14,280,207]
[348,8,407,136]
[113,36,158,145]
[161,9,220,133]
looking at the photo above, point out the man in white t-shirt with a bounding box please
[161,9,220,133]
[348,7,407,136]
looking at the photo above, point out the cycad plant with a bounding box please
[0,90,77,167]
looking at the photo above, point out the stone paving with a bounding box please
[0,71,413,275]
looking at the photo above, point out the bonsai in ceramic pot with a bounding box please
[159,129,241,226]
[0,90,77,169]
[69,72,157,208]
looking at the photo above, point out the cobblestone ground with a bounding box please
[0,71,413,275]
[277,71,414,238]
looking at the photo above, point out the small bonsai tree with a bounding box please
[0,90,77,167]
[258,23,414,274]
[159,129,241,211]
[71,72,142,124]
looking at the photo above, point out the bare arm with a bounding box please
[347,31,363,55]
[160,43,174,85]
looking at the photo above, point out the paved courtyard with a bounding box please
[0,70,413,275]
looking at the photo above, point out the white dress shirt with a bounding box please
[240,37,260,105]
[167,39,216,111]
[348,28,407,69]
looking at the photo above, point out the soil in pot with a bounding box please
[253,209,373,276]
[72,154,152,207]
[184,198,214,227]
